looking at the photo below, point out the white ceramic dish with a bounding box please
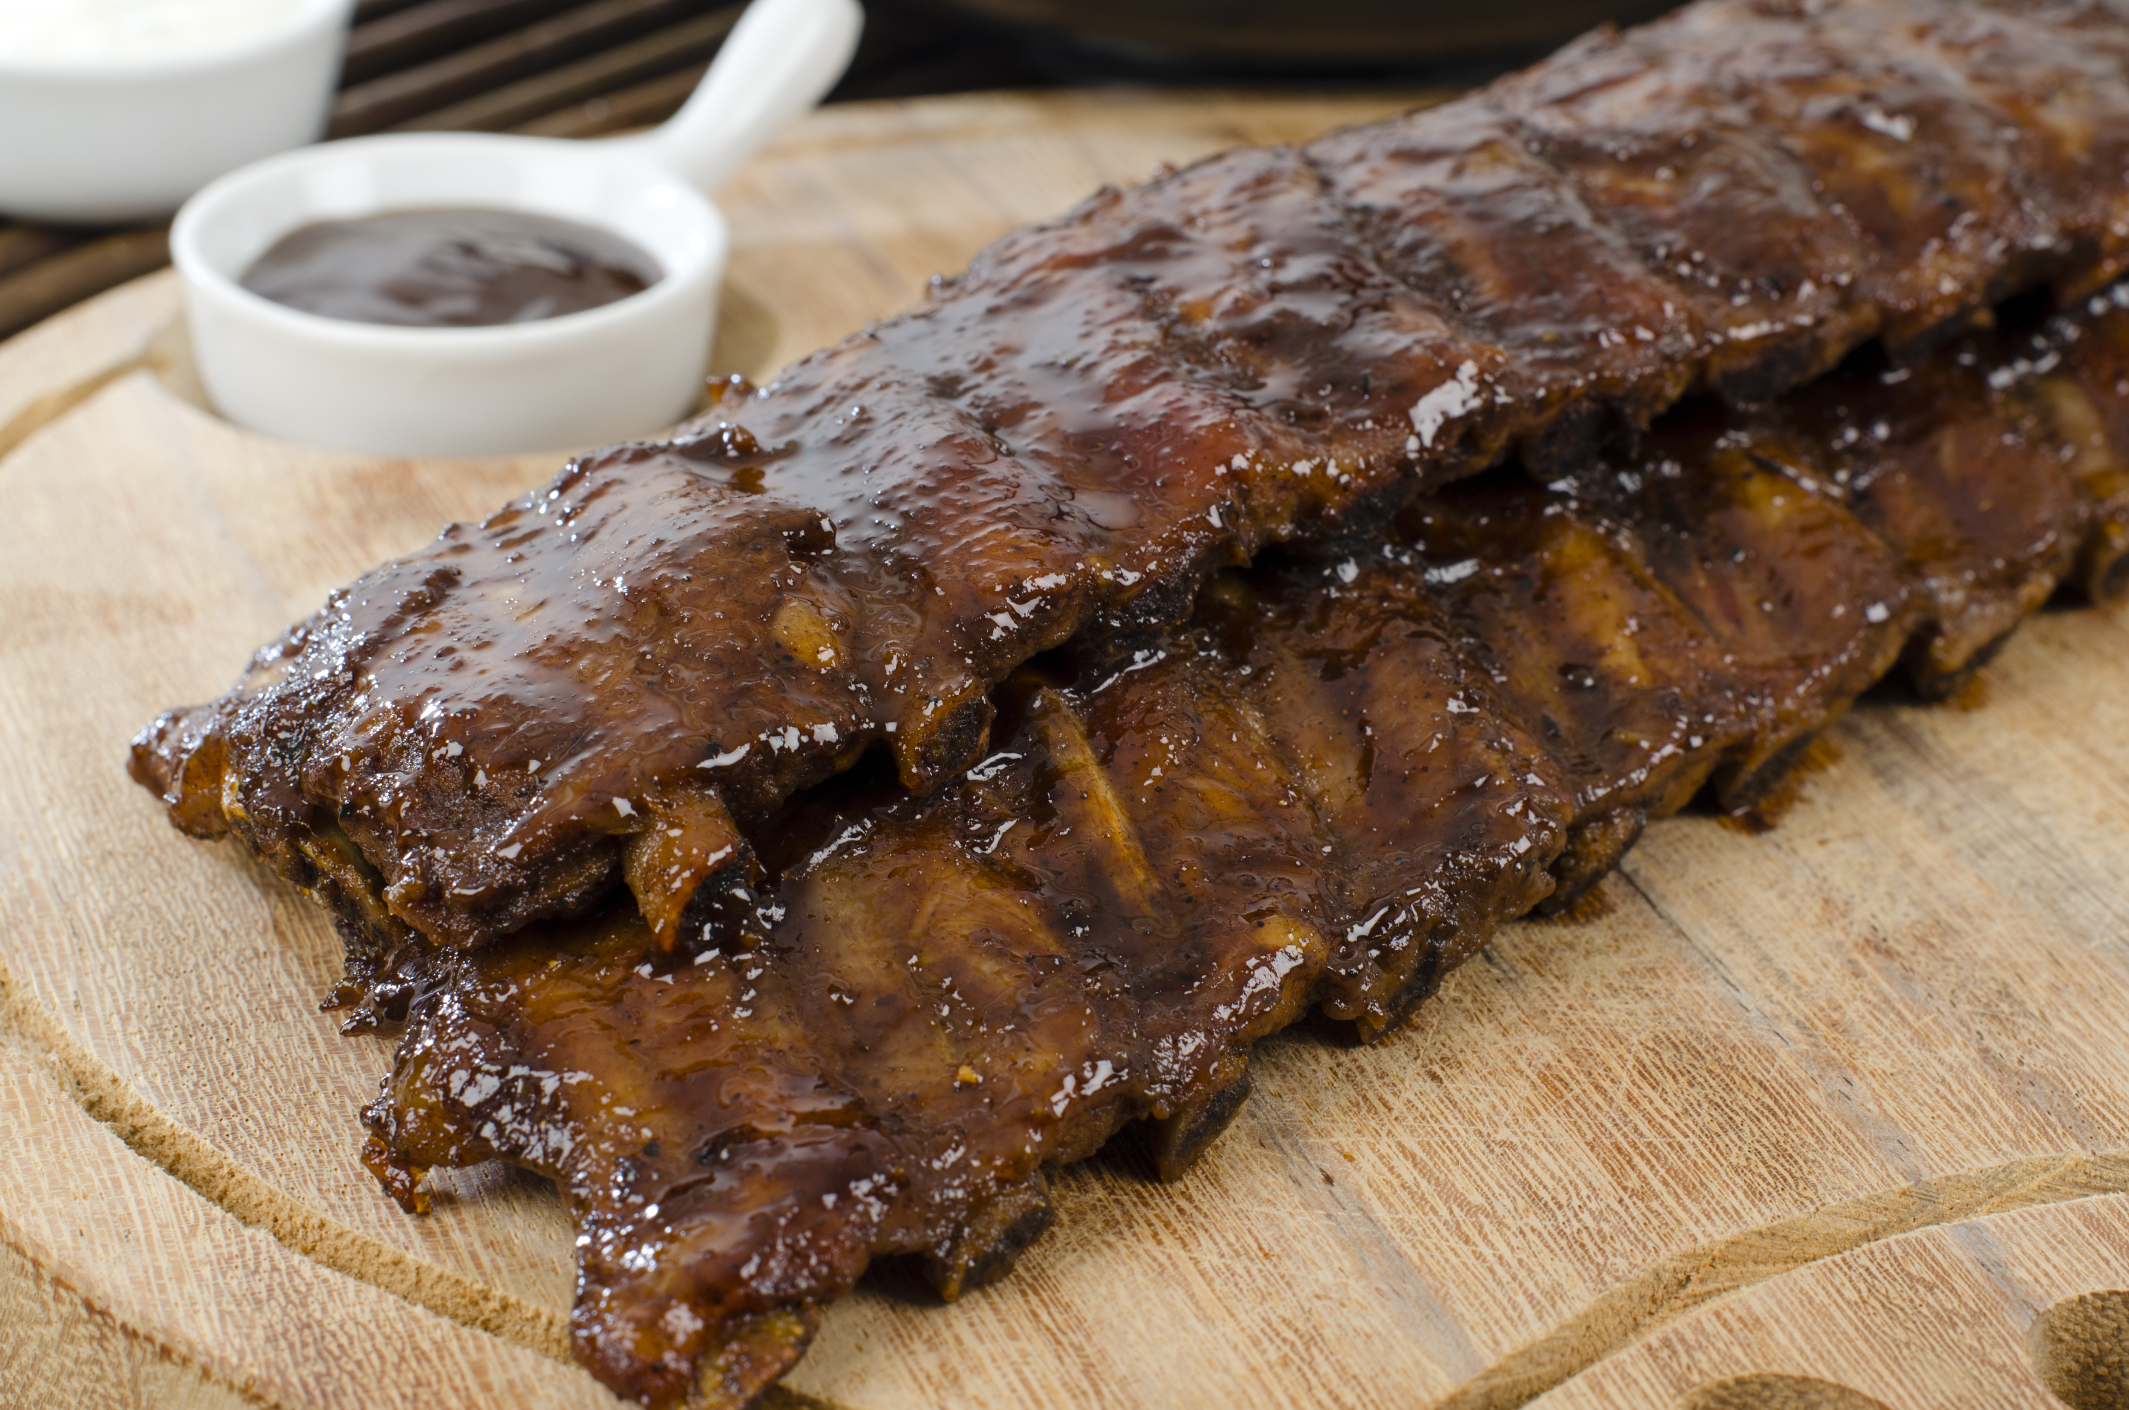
[0,0,354,223]
[171,0,863,457]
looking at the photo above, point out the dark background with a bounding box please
[0,0,1645,339]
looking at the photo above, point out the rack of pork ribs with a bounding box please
[129,0,2129,1403]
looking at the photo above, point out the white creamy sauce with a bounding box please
[0,0,310,62]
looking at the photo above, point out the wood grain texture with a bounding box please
[0,90,2124,1410]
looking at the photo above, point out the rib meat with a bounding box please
[134,0,2129,956]
[358,293,2129,1407]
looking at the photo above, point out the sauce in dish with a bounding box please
[240,208,661,328]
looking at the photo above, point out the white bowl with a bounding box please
[169,0,862,458]
[0,0,354,224]
[175,134,730,457]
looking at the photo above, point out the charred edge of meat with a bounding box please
[1712,731,1824,816]
[696,1307,823,1410]
[1899,625,2022,704]
[1537,809,1648,917]
[918,1176,1056,1300]
[1144,1071,1256,1183]
[2093,539,2129,604]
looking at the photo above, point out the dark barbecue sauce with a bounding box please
[240,208,660,328]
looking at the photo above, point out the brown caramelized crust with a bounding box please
[2028,287,2129,600]
[1782,349,2092,694]
[359,293,2129,1406]
[135,0,2129,955]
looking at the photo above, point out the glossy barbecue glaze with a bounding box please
[360,292,2129,1406]
[239,209,660,328]
[134,0,2129,957]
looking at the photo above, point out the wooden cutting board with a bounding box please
[2,89,2126,1410]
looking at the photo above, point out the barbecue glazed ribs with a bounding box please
[134,0,2129,961]
[127,0,2129,1402]
[357,290,2129,1407]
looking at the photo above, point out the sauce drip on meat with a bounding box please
[239,208,659,328]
